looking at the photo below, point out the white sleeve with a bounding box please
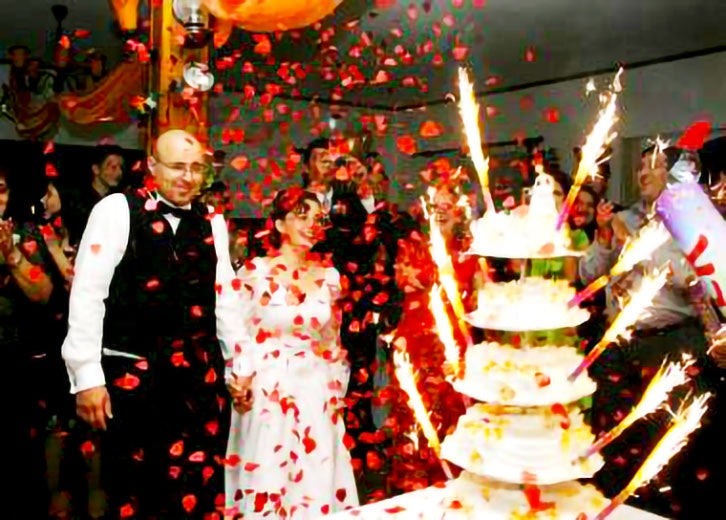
[211,213,252,370]
[230,257,266,378]
[62,194,129,394]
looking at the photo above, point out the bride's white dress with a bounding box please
[225,256,359,519]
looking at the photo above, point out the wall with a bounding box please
[213,51,726,216]
[393,51,726,206]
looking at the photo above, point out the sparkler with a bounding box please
[569,265,669,380]
[430,283,461,378]
[592,393,711,520]
[556,68,623,230]
[423,188,473,373]
[392,349,454,479]
[569,219,671,307]
[457,67,494,213]
[578,355,694,460]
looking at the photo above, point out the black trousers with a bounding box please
[590,319,724,519]
[102,355,230,519]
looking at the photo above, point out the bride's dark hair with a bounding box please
[266,187,321,249]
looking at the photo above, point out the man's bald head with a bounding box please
[148,130,207,206]
[154,130,204,163]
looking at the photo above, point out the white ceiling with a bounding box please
[2,0,726,107]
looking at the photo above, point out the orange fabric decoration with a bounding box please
[109,0,141,31]
[59,61,148,124]
[202,0,342,32]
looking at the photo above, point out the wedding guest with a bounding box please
[226,187,357,518]
[569,184,600,244]
[579,146,717,518]
[62,129,244,518]
[387,171,481,494]
[299,137,335,210]
[0,166,55,518]
[63,145,124,245]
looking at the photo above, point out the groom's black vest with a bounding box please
[102,191,218,362]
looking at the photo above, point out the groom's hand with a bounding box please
[76,386,113,430]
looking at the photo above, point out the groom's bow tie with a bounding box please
[158,201,191,219]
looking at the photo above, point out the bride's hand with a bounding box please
[228,374,254,413]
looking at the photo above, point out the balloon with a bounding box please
[656,157,726,314]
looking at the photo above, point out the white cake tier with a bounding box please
[438,471,608,520]
[466,278,590,331]
[454,342,596,406]
[468,209,585,259]
[441,403,603,485]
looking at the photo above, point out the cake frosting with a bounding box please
[441,403,603,485]
[468,174,582,259]
[454,342,596,406]
[438,472,608,520]
[466,278,590,331]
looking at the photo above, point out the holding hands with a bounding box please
[228,373,254,414]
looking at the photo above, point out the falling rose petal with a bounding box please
[384,506,406,513]
[525,46,536,62]
[520,95,535,111]
[45,162,58,177]
[80,440,95,457]
[152,221,165,234]
[396,135,417,155]
[182,494,197,513]
[303,433,317,454]
[535,372,551,387]
[170,440,184,457]
[43,141,55,154]
[188,451,206,463]
[244,462,260,471]
[543,107,560,123]
[696,468,709,481]
[550,403,570,429]
[366,450,383,470]
[113,373,140,390]
[135,360,148,371]
[419,120,443,138]
[120,504,135,518]
[452,44,468,61]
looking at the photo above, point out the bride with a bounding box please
[225,188,358,518]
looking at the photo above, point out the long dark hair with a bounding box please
[569,184,600,241]
[266,187,321,250]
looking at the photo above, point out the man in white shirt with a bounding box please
[62,129,247,518]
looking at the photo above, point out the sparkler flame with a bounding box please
[392,349,441,456]
[557,68,623,230]
[650,136,670,169]
[457,67,494,212]
[569,219,671,307]
[593,393,711,520]
[612,219,671,276]
[569,264,669,380]
[430,283,460,378]
[422,188,473,375]
[579,355,694,460]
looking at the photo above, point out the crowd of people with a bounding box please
[3,129,724,519]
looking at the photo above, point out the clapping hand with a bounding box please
[228,373,254,414]
[0,219,15,260]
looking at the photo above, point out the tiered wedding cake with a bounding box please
[438,173,608,518]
